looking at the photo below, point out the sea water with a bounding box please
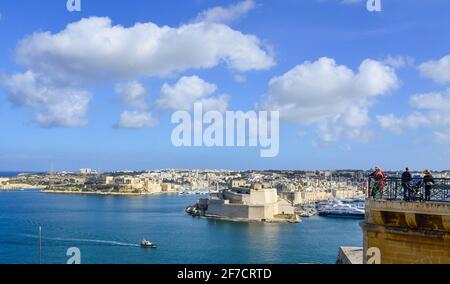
[0,190,362,264]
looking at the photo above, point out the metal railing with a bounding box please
[368,177,450,202]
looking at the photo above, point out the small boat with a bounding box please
[140,239,157,248]
[299,210,316,218]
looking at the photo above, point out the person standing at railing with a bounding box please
[402,167,412,201]
[370,166,386,199]
[423,170,435,201]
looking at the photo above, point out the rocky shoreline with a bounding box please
[0,184,45,190]
[201,215,301,224]
[41,189,177,196]
[186,209,301,224]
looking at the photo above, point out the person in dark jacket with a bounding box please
[423,170,435,201]
[401,167,412,201]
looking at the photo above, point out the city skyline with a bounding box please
[1,0,450,171]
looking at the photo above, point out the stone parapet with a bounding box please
[361,199,450,264]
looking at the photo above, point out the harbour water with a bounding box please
[0,189,362,264]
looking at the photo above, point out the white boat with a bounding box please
[140,239,157,248]
[295,206,318,217]
[318,204,365,219]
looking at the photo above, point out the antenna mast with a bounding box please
[38,226,42,264]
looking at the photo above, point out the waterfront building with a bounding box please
[281,190,331,205]
[161,183,175,192]
[332,188,359,199]
[279,183,360,205]
[105,176,114,185]
[144,179,162,194]
[0,178,10,189]
[0,178,9,186]
[199,182,299,222]
[79,168,97,175]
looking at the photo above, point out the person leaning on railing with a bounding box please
[369,166,386,199]
[423,170,435,201]
[401,167,412,201]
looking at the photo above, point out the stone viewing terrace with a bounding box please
[361,177,450,264]
[369,177,450,202]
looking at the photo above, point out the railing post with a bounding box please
[395,180,400,200]
[365,180,369,198]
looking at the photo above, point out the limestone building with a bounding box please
[202,182,299,222]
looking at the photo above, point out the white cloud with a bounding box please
[377,89,450,143]
[262,57,398,142]
[419,55,450,84]
[377,111,438,134]
[16,17,274,86]
[157,76,229,112]
[3,16,273,128]
[377,113,404,134]
[115,81,149,111]
[410,91,450,111]
[114,81,159,129]
[192,0,256,25]
[317,104,372,143]
[198,95,230,113]
[234,74,247,83]
[382,55,414,69]
[115,110,158,129]
[1,71,90,128]
[434,131,450,144]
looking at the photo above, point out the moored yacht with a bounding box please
[318,204,365,218]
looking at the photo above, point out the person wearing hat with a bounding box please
[423,170,435,201]
[370,166,386,199]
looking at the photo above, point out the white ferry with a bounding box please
[318,204,365,219]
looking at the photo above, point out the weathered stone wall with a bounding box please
[278,200,295,215]
[249,205,273,220]
[206,200,250,219]
[207,200,282,221]
[222,190,246,203]
[361,200,450,264]
[250,188,278,205]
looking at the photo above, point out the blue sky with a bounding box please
[1,0,450,172]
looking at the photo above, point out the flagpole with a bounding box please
[39,226,42,264]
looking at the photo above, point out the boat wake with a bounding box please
[21,234,140,247]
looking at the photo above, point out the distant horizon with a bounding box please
[2,167,450,174]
